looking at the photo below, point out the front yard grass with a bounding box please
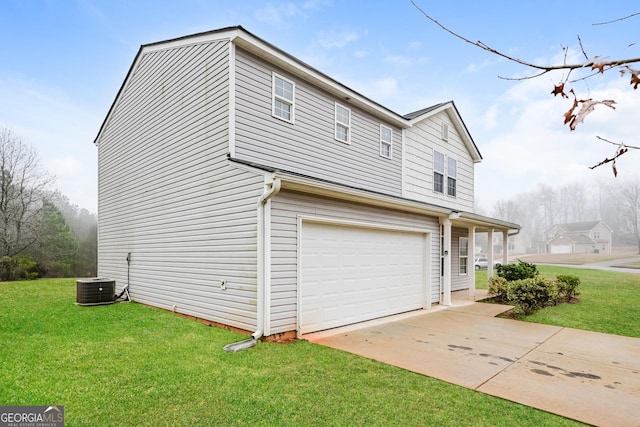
[0,279,581,426]
[477,265,640,338]
[528,266,640,337]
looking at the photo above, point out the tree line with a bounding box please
[0,128,96,280]
[487,180,640,253]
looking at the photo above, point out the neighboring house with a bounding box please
[544,221,612,254]
[94,26,520,339]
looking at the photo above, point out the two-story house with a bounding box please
[94,26,519,341]
[544,221,612,254]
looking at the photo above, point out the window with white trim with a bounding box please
[380,124,392,158]
[447,157,457,197]
[272,73,295,123]
[433,150,444,193]
[459,237,469,275]
[335,103,351,143]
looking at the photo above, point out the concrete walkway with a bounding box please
[305,300,640,426]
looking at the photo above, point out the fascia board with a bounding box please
[232,31,409,129]
[407,101,482,163]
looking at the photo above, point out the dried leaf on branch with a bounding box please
[411,1,639,173]
[562,91,616,130]
[620,67,640,89]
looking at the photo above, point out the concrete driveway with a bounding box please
[304,299,640,426]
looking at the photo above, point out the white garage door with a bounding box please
[550,244,572,254]
[300,221,427,334]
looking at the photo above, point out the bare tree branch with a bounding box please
[411,1,640,76]
[596,135,640,150]
[590,137,640,176]
[411,1,640,174]
[593,12,640,26]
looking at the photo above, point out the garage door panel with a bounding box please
[300,222,426,334]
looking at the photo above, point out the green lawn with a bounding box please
[527,266,640,337]
[476,265,640,338]
[0,279,581,426]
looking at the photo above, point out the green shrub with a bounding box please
[496,260,538,281]
[506,276,558,315]
[556,274,581,301]
[488,276,509,303]
[0,255,39,281]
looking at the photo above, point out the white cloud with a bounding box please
[384,55,414,66]
[315,30,361,49]
[466,58,494,73]
[0,74,99,212]
[473,73,640,210]
[372,77,399,97]
[253,2,311,27]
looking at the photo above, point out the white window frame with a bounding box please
[379,124,392,159]
[272,73,295,123]
[433,150,445,194]
[334,103,351,144]
[459,237,469,275]
[433,150,458,198]
[447,157,457,197]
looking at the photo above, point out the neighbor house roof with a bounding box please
[559,221,602,232]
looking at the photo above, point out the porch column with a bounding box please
[468,226,476,298]
[487,229,494,280]
[442,218,452,306]
[503,231,509,265]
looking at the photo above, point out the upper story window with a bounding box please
[593,231,600,239]
[433,150,445,193]
[272,73,295,123]
[335,103,351,143]
[447,157,457,197]
[433,150,457,198]
[380,125,392,158]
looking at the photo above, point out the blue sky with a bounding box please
[1,0,638,213]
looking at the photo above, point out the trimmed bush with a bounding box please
[488,276,509,303]
[496,260,538,281]
[556,274,581,302]
[506,276,559,315]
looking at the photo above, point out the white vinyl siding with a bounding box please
[272,73,294,123]
[403,111,475,211]
[234,48,403,197]
[335,103,351,144]
[380,124,392,158]
[97,40,265,332]
[269,190,440,334]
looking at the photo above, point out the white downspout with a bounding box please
[253,176,281,340]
